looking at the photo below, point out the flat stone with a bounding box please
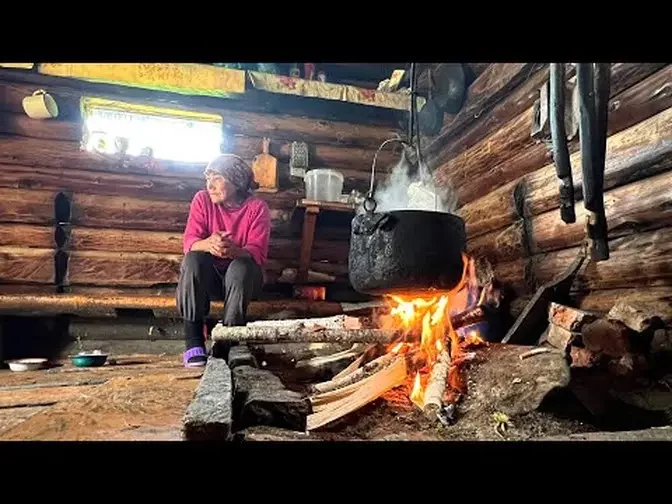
[182,357,232,441]
[569,346,601,368]
[227,345,257,369]
[461,343,571,417]
[232,366,311,432]
[581,319,631,358]
[549,303,597,332]
[546,324,578,351]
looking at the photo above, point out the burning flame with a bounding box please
[380,253,489,408]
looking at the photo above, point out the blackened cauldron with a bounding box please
[348,209,467,295]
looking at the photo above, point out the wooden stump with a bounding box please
[182,358,233,441]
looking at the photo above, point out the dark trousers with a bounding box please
[176,251,263,349]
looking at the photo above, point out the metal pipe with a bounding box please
[549,63,576,223]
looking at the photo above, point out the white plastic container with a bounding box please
[304,169,344,202]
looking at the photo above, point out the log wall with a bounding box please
[424,63,672,315]
[0,72,403,299]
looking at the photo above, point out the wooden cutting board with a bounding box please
[251,137,279,192]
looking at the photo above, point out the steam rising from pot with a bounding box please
[365,150,458,214]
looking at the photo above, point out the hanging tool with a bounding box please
[549,62,611,262]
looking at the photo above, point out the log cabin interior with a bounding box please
[0,62,671,442]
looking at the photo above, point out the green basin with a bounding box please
[71,353,108,367]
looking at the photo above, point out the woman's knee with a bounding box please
[225,257,259,284]
[181,251,211,275]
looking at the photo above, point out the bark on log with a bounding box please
[0,224,55,249]
[0,187,57,225]
[422,349,451,420]
[0,80,399,148]
[182,357,233,441]
[493,227,672,296]
[436,65,672,206]
[0,247,55,284]
[468,168,672,263]
[461,106,672,239]
[0,288,347,318]
[212,304,489,345]
[423,63,543,163]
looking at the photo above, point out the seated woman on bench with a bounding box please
[177,154,271,367]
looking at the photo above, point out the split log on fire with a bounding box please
[422,349,452,421]
[461,106,672,240]
[310,351,401,395]
[211,305,490,345]
[294,344,367,382]
[306,355,408,431]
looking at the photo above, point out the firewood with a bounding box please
[549,303,597,332]
[311,351,400,395]
[545,324,578,352]
[212,326,397,346]
[306,355,408,431]
[607,299,669,333]
[332,353,366,380]
[422,349,451,420]
[581,319,632,358]
[246,314,363,331]
[461,106,672,240]
[294,344,366,381]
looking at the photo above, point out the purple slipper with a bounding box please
[183,346,207,368]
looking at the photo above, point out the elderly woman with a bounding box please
[177,154,271,367]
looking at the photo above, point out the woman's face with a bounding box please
[206,173,236,204]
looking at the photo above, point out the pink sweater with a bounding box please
[183,190,271,267]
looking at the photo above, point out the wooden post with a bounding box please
[298,206,320,283]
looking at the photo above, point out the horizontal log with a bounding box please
[423,63,544,162]
[0,224,55,249]
[63,226,349,265]
[65,250,182,287]
[68,318,184,340]
[0,187,57,225]
[461,106,672,239]
[468,168,672,263]
[493,227,672,295]
[574,287,672,320]
[0,246,55,284]
[425,63,665,170]
[0,79,399,147]
[0,130,397,180]
[0,163,203,202]
[436,64,672,206]
[0,287,347,318]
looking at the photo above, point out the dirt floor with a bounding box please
[0,355,202,441]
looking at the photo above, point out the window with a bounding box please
[81,97,224,164]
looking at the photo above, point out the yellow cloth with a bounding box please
[38,63,246,97]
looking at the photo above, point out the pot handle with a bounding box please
[362,195,377,213]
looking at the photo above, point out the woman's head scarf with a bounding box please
[204,154,259,193]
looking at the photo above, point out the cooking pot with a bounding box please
[349,200,467,296]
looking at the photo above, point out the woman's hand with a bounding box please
[218,232,251,259]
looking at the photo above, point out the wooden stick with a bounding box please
[311,351,399,395]
[306,356,408,431]
[422,350,451,420]
[332,353,366,381]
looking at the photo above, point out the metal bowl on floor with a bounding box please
[7,358,49,372]
[71,351,108,368]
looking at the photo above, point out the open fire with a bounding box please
[375,253,491,413]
